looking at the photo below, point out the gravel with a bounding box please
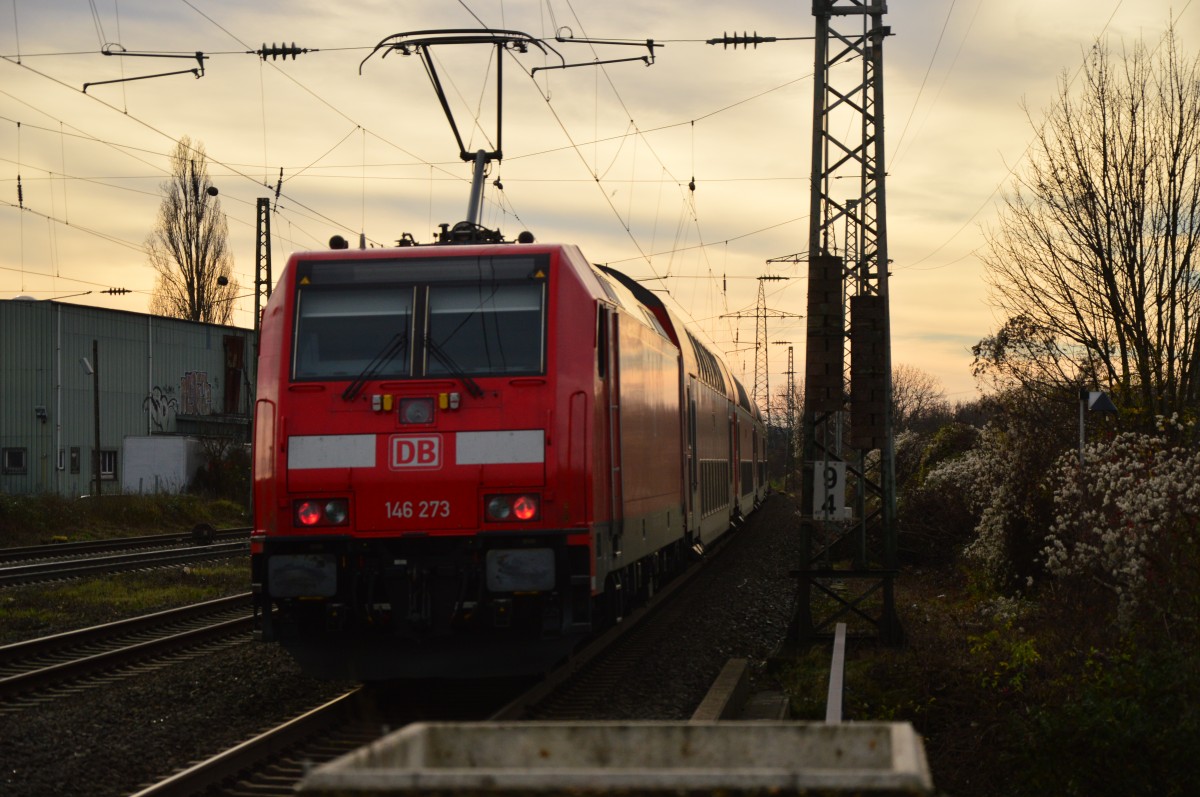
[589,492,804,720]
[0,492,802,797]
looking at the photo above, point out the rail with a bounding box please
[0,526,250,561]
[0,540,247,587]
[0,594,253,703]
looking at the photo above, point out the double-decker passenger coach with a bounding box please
[251,238,765,680]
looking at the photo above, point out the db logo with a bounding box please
[389,435,442,470]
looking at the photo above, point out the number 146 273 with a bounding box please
[385,500,451,519]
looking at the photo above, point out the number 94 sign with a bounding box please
[812,461,851,521]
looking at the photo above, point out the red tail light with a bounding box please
[296,501,322,526]
[294,498,350,527]
[512,495,538,521]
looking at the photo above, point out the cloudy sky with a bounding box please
[1,0,1193,403]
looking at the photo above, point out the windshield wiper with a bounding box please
[427,339,484,398]
[342,331,408,402]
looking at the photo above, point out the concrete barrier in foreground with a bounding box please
[298,720,933,795]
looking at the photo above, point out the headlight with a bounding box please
[486,495,512,521]
[323,499,349,525]
[484,493,540,522]
[400,397,434,424]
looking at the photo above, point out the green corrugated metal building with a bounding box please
[0,298,255,496]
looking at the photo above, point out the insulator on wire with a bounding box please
[17,174,23,208]
[706,31,777,49]
[259,42,309,60]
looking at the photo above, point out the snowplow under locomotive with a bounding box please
[251,239,767,680]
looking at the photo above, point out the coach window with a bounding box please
[294,287,414,379]
[426,283,545,375]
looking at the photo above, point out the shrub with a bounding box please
[1042,428,1200,635]
[1013,646,1200,796]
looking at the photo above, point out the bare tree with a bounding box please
[977,26,1200,417]
[891,363,949,433]
[148,137,239,324]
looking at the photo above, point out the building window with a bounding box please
[100,450,118,481]
[70,447,81,474]
[2,448,28,475]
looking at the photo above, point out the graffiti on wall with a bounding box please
[144,386,179,432]
[180,371,214,416]
[144,371,215,431]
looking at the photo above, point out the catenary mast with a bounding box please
[792,0,900,645]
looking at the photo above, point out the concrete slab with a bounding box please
[689,658,751,720]
[299,720,933,795]
[741,690,791,720]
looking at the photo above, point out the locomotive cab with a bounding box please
[252,245,598,678]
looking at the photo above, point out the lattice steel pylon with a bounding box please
[755,278,770,420]
[254,197,272,339]
[772,341,797,491]
[790,0,901,645]
[721,276,799,430]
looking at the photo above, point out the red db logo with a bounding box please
[389,435,441,469]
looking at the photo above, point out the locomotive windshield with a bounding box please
[427,284,544,375]
[294,287,414,379]
[291,255,547,381]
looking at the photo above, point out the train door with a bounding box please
[599,306,623,562]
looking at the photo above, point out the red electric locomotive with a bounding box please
[251,235,767,680]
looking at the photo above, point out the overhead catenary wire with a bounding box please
[0,49,428,281]
[889,0,958,168]
[4,12,814,284]
[483,1,808,347]
[445,0,748,351]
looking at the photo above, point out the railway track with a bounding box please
[130,681,530,797]
[0,526,249,563]
[129,526,743,796]
[0,593,252,713]
[0,528,249,587]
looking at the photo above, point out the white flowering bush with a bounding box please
[920,422,1052,587]
[1042,427,1200,629]
[896,422,982,562]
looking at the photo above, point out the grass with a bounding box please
[0,561,248,644]
[0,493,248,548]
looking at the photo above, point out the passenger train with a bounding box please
[251,231,768,679]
